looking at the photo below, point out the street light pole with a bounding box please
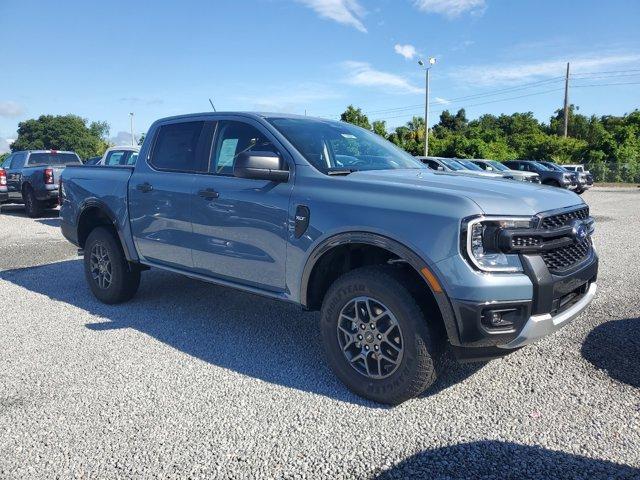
[129,112,135,146]
[418,57,436,157]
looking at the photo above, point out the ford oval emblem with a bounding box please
[571,220,588,241]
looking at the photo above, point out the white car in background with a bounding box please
[417,156,513,180]
[94,146,140,166]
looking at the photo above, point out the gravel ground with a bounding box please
[0,189,638,479]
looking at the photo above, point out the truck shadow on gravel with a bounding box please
[1,260,482,407]
[581,317,640,389]
[0,204,59,219]
[372,441,640,479]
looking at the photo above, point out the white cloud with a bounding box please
[342,61,422,94]
[394,44,417,60]
[119,97,163,106]
[296,0,367,32]
[453,53,640,86]
[413,0,486,18]
[0,101,25,118]
[434,97,450,105]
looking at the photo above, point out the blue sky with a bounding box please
[1,0,639,152]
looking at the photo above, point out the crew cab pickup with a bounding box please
[59,113,598,404]
[1,150,82,217]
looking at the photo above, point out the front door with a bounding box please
[191,119,292,291]
[6,153,26,200]
[129,120,214,270]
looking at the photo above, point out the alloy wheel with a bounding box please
[336,296,404,379]
[90,243,113,289]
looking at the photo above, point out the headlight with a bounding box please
[462,216,535,273]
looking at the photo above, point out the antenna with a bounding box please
[208,98,216,112]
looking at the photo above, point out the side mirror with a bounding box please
[234,151,289,182]
[486,166,493,171]
[437,166,444,171]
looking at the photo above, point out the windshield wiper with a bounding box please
[327,168,358,176]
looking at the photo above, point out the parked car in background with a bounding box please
[84,156,102,165]
[0,150,82,217]
[60,112,598,404]
[538,161,590,195]
[503,160,577,190]
[0,167,8,203]
[563,164,594,190]
[470,159,540,183]
[418,156,507,179]
[93,146,140,166]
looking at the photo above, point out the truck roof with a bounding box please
[152,111,326,124]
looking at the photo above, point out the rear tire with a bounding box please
[84,227,141,304]
[320,265,443,405]
[23,186,43,218]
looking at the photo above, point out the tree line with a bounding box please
[2,107,639,183]
[341,105,640,183]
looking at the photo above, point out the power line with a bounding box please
[573,81,640,88]
[372,87,566,121]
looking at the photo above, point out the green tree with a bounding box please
[372,120,387,137]
[340,105,371,130]
[11,115,110,160]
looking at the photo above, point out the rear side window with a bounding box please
[28,153,80,166]
[127,152,138,166]
[151,121,212,172]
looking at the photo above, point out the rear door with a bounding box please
[190,119,292,291]
[129,120,214,270]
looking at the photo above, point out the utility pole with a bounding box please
[425,67,430,156]
[563,62,570,137]
[418,57,436,156]
[129,112,135,146]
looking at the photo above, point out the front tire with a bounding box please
[320,266,442,405]
[23,186,43,218]
[84,227,141,304]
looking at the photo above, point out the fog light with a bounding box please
[482,308,517,329]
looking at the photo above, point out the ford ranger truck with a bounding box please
[1,150,82,217]
[59,113,598,405]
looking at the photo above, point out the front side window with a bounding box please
[11,153,26,169]
[268,117,424,174]
[127,152,139,166]
[211,121,280,176]
[151,121,211,172]
[440,159,466,171]
[486,160,510,172]
[1,155,12,169]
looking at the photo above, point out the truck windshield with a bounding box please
[268,117,425,174]
[440,159,467,171]
[486,160,510,172]
[456,159,483,171]
[28,153,81,166]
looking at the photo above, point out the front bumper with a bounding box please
[445,246,598,360]
[498,282,597,348]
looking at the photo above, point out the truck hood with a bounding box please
[348,169,584,216]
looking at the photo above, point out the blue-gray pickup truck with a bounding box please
[1,150,82,217]
[59,113,598,404]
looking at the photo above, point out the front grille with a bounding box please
[541,237,591,273]
[512,235,542,247]
[539,206,589,229]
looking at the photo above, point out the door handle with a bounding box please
[136,182,153,193]
[198,188,219,200]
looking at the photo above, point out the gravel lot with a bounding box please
[0,188,639,479]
